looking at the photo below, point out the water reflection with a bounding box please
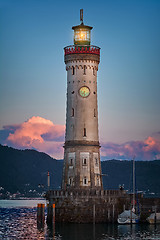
[54,223,160,240]
[0,207,160,239]
[47,223,56,239]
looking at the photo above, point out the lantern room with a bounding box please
[72,24,92,45]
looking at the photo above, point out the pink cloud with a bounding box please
[0,117,160,160]
[4,116,65,159]
[101,135,160,160]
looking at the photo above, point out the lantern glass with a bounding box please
[74,29,90,45]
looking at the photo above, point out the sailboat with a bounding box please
[117,157,140,224]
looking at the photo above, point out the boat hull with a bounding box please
[118,218,139,224]
[147,213,160,224]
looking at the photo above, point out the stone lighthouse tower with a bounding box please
[46,10,129,224]
[62,10,103,190]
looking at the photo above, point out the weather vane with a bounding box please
[80,9,83,24]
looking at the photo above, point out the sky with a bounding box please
[0,0,160,160]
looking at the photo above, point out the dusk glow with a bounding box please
[0,117,160,160]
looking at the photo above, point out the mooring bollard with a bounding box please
[47,203,55,225]
[37,203,45,229]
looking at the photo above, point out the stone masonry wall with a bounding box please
[46,189,130,223]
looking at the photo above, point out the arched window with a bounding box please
[93,68,95,76]
[83,65,86,75]
[83,158,87,165]
[83,128,86,137]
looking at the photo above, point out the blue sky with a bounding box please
[0,0,160,160]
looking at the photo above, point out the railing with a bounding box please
[64,45,100,56]
[46,189,126,199]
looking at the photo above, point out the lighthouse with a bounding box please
[62,10,103,190]
[46,10,131,224]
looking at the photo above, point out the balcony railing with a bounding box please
[64,45,100,56]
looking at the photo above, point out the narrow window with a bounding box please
[83,65,86,75]
[93,68,95,76]
[84,177,87,185]
[95,158,98,166]
[70,158,73,165]
[83,158,87,165]
[71,108,74,117]
[83,128,86,137]
[69,178,72,185]
[94,109,96,117]
[72,66,75,75]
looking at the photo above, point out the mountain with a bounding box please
[101,160,160,195]
[0,144,63,197]
[0,144,160,197]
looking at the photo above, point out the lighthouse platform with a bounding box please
[45,189,130,223]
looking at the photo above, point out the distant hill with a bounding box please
[101,160,160,195]
[0,144,63,196]
[0,144,160,197]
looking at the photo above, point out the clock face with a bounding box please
[79,86,90,98]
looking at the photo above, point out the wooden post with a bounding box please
[108,209,110,222]
[112,204,115,223]
[93,204,95,224]
[130,206,132,225]
[154,205,157,225]
[37,203,45,229]
[123,204,125,212]
[47,203,55,225]
[53,203,55,223]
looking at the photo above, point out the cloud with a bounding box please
[101,135,160,160]
[0,116,65,159]
[0,117,160,160]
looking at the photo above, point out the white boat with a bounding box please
[147,213,160,224]
[118,210,139,224]
[117,157,140,224]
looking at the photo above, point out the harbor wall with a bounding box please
[46,189,130,223]
[46,189,160,223]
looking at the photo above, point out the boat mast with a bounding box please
[132,156,135,212]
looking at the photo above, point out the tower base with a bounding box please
[45,189,130,223]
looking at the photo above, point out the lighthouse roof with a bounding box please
[72,23,92,31]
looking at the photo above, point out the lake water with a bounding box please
[0,200,160,239]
